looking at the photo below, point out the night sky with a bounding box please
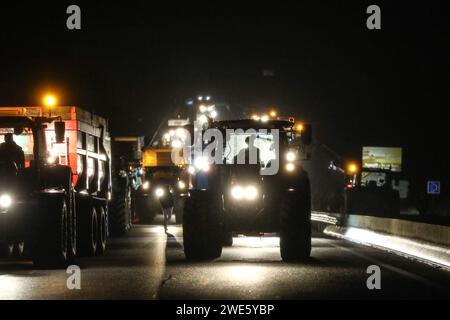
[0,1,449,182]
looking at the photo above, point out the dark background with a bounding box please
[0,1,449,185]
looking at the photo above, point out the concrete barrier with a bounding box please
[344,215,450,247]
[318,214,450,268]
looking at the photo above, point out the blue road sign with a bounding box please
[427,181,441,195]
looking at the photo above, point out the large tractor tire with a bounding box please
[33,196,69,268]
[109,189,132,236]
[77,201,98,257]
[183,191,222,261]
[280,186,312,262]
[96,204,107,255]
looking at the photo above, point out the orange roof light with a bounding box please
[347,163,358,174]
[43,94,57,108]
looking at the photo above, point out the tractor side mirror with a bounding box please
[301,124,312,146]
[55,121,66,144]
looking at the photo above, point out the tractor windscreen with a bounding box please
[224,132,276,168]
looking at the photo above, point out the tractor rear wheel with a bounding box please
[33,196,69,268]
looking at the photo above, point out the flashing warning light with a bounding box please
[43,94,57,108]
[348,163,358,174]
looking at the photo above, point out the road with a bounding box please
[0,217,450,300]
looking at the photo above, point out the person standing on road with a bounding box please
[159,185,174,233]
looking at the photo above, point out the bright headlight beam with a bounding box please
[286,163,295,172]
[0,195,12,208]
[244,186,258,200]
[155,187,165,198]
[178,181,186,190]
[286,151,296,162]
[231,186,244,200]
[231,185,258,200]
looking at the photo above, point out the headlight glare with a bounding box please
[0,194,12,208]
[155,187,165,198]
[231,186,244,200]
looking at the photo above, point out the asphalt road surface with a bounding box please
[1,217,450,300]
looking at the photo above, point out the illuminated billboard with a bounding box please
[362,147,402,172]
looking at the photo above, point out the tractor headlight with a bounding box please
[231,185,244,200]
[286,151,296,162]
[0,194,12,208]
[230,185,258,201]
[155,187,165,198]
[286,163,296,172]
[178,181,186,190]
[47,156,56,164]
[244,186,258,200]
[187,166,196,175]
[142,181,150,190]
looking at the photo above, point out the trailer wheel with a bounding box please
[183,191,222,261]
[33,196,69,268]
[109,189,132,236]
[77,202,98,257]
[0,243,14,259]
[96,205,107,255]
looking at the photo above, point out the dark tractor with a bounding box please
[183,119,313,262]
[0,106,113,267]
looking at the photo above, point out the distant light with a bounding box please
[251,114,260,121]
[178,181,186,190]
[188,166,196,175]
[175,128,187,140]
[142,181,150,190]
[206,96,211,101]
[199,104,207,113]
[171,140,182,149]
[269,110,277,118]
[210,110,218,119]
[261,115,269,122]
[296,123,304,132]
[198,96,203,101]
